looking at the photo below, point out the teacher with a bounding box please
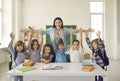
[42,17,79,49]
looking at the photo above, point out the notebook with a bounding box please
[23,61,35,66]
[81,61,92,66]
[18,66,36,72]
[81,65,95,72]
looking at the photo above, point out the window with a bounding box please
[90,1,104,40]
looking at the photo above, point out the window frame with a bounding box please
[90,1,104,40]
[0,0,3,43]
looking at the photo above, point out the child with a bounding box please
[85,30,109,81]
[28,29,43,62]
[41,44,55,64]
[8,32,27,81]
[54,38,68,62]
[67,28,84,63]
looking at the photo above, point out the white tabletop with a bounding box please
[7,63,107,77]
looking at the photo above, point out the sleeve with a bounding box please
[85,38,94,51]
[64,28,76,36]
[98,38,105,51]
[8,41,15,55]
[53,38,57,51]
[24,45,29,52]
[98,38,106,58]
[79,47,84,61]
[42,28,52,35]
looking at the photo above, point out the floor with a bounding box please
[0,59,120,81]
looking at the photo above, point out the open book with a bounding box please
[42,64,62,70]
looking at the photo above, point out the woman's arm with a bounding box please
[42,28,52,35]
[96,31,105,51]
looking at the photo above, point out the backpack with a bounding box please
[9,51,18,70]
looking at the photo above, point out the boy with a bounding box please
[85,30,109,81]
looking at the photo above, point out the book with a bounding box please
[23,61,35,66]
[18,66,36,72]
[42,64,62,70]
[81,65,95,72]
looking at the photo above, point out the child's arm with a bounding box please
[39,29,43,49]
[46,55,53,63]
[96,31,105,51]
[79,28,83,48]
[69,28,73,48]
[41,56,52,64]
[84,31,94,50]
[29,30,35,50]
[8,32,15,54]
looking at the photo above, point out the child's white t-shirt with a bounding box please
[67,46,84,63]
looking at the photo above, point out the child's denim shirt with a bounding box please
[29,49,41,62]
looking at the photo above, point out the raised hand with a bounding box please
[59,29,64,39]
[20,29,29,34]
[84,31,89,38]
[79,28,83,34]
[87,28,94,32]
[96,31,101,39]
[10,32,15,41]
[54,29,59,39]
[30,29,36,35]
[69,28,73,34]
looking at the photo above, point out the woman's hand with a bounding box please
[59,29,64,39]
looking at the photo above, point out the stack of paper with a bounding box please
[81,65,95,72]
[42,64,62,70]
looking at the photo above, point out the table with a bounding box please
[7,63,108,81]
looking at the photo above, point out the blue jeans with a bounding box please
[95,76,103,81]
[13,76,23,81]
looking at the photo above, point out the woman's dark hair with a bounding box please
[72,39,80,45]
[53,17,63,28]
[42,44,55,62]
[31,39,40,50]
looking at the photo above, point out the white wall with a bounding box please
[105,0,120,60]
[10,0,120,60]
[2,0,12,45]
[117,0,120,59]
[21,0,91,53]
